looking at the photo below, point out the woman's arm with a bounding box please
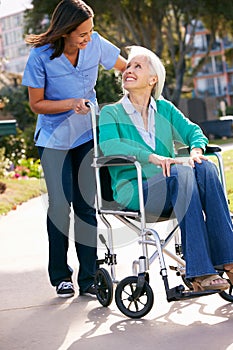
[28,87,90,115]
[113,55,127,72]
[189,147,209,167]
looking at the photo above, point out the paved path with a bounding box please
[216,143,233,152]
[1,194,233,350]
[0,144,233,350]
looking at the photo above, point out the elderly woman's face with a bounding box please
[122,55,157,92]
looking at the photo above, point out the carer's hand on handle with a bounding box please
[73,98,90,114]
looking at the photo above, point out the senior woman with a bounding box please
[99,46,233,291]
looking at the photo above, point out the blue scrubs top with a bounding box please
[22,32,120,149]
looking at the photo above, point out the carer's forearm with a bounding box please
[30,98,75,114]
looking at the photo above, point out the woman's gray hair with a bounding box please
[126,46,166,99]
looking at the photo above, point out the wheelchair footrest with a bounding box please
[97,259,105,266]
[167,285,220,302]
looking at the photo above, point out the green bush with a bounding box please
[226,105,233,115]
[0,130,27,166]
[0,145,42,179]
[0,147,12,178]
[0,85,37,161]
[96,66,122,105]
[15,158,42,178]
[8,158,42,179]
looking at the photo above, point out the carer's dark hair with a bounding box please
[25,0,94,59]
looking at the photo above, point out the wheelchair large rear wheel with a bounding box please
[218,271,233,302]
[95,268,113,307]
[115,276,154,318]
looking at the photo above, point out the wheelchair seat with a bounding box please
[97,155,175,223]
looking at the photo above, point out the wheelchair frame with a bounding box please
[88,102,233,318]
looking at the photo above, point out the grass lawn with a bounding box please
[209,138,233,212]
[221,149,233,212]
[210,137,233,146]
[0,178,46,215]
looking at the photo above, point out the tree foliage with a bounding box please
[24,0,233,106]
[0,84,38,160]
[95,67,123,105]
[24,0,59,34]
[1,85,36,131]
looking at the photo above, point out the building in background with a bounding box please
[191,20,233,115]
[0,0,32,74]
[178,21,233,137]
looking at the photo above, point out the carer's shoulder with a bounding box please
[90,31,101,42]
[30,44,52,57]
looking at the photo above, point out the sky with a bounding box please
[0,0,32,18]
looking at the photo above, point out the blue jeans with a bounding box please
[38,140,97,291]
[143,160,233,278]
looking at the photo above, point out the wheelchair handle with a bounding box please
[85,101,99,158]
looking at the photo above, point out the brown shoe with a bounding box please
[192,274,230,292]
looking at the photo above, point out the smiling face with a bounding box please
[63,17,94,51]
[122,55,158,94]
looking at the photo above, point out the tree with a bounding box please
[95,66,122,105]
[24,0,59,34]
[24,0,233,106]
[88,0,233,105]
[0,83,38,160]
[1,85,36,132]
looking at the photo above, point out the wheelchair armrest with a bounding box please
[95,155,137,167]
[177,144,222,156]
[205,144,222,153]
[176,146,190,156]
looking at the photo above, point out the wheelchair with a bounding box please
[87,102,233,319]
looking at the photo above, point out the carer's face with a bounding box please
[122,55,156,93]
[64,17,94,50]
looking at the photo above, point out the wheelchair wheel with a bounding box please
[218,272,233,303]
[95,268,113,307]
[115,276,154,318]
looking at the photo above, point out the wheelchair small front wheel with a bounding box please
[115,276,154,318]
[95,268,113,307]
[218,272,233,303]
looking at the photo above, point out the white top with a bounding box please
[121,94,157,150]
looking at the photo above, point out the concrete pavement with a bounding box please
[1,194,233,350]
[1,143,233,350]
[216,142,233,152]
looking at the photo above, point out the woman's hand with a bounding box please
[28,87,90,115]
[188,148,209,168]
[149,154,183,177]
[72,98,90,114]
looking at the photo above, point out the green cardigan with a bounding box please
[99,98,208,210]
